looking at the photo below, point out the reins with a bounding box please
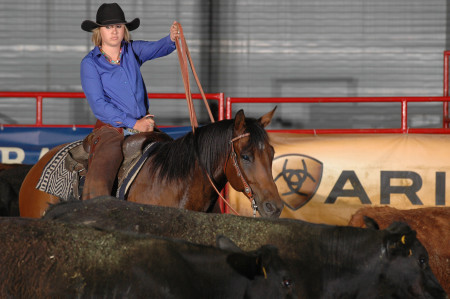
[174,23,214,132]
[174,23,256,217]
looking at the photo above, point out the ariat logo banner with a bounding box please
[228,133,450,225]
[273,154,323,210]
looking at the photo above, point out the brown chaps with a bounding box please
[82,120,124,200]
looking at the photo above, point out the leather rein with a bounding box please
[175,23,255,216]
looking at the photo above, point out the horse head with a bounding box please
[224,107,284,218]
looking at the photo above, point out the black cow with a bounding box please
[349,206,450,295]
[0,164,33,216]
[0,217,295,298]
[0,178,16,216]
[44,196,448,298]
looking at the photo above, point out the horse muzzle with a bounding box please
[256,196,284,218]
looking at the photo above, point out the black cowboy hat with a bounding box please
[81,3,140,32]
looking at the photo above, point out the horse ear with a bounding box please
[234,109,246,135]
[258,106,277,128]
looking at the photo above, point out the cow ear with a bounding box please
[384,222,416,258]
[225,245,279,280]
[254,245,278,274]
[363,216,380,230]
[219,235,258,279]
[216,235,242,253]
[258,106,277,128]
[234,110,246,136]
[226,253,258,280]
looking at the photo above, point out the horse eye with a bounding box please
[281,279,292,288]
[241,154,250,161]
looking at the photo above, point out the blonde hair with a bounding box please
[91,26,131,47]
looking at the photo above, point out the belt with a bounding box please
[123,128,140,135]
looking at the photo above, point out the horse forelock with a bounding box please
[244,117,270,152]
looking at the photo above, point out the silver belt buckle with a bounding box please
[124,128,140,136]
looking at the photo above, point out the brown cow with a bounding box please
[349,206,450,295]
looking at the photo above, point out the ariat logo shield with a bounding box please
[273,154,323,210]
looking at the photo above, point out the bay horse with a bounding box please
[19,108,284,218]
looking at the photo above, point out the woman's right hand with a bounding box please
[133,115,155,132]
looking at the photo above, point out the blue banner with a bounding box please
[0,126,191,164]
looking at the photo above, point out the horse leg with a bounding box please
[19,146,64,218]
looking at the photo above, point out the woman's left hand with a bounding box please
[170,21,180,42]
[134,114,155,132]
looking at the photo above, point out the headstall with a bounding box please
[228,133,258,217]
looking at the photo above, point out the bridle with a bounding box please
[206,132,258,217]
[227,133,257,216]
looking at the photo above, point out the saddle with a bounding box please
[65,131,172,200]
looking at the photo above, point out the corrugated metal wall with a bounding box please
[0,0,448,129]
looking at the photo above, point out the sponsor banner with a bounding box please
[0,126,191,165]
[229,133,450,225]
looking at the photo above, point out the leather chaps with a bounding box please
[81,120,124,200]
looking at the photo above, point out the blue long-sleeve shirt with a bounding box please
[80,35,176,129]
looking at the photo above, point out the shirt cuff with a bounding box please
[122,118,137,129]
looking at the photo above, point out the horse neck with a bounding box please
[194,124,232,188]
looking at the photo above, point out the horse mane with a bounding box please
[149,116,270,183]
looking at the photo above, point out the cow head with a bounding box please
[378,220,447,299]
[216,235,296,298]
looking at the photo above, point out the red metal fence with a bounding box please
[0,91,225,127]
[226,96,450,134]
[2,51,450,131]
[2,91,450,134]
[443,50,450,125]
[223,51,450,134]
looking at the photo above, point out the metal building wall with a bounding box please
[0,0,447,128]
[208,0,446,98]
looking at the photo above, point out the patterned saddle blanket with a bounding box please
[36,141,82,201]
[36,140,158,201]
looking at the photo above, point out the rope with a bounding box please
[174,23,239,216]
[174,23,215,132]
[206,174,240,216]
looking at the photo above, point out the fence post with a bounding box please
[443,51,449,128]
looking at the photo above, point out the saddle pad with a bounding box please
[36,140,83,200]
[117,142,158,200]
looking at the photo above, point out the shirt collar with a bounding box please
[93,41,127,57]
[93,46,102,57]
